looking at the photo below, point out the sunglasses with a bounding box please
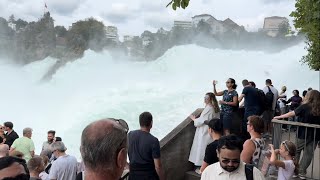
[109,118,129,133]
[282,141,289,151]
[221,159,240,164]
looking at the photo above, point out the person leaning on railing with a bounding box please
[274,90,320,179]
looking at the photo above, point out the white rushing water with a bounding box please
[0,43,319,159]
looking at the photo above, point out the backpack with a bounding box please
[265,86,274,110]
[245,164,254,180]
[257,89,266,115]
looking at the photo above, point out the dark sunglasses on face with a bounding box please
[221,159,240,164]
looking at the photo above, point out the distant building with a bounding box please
[8,22,16,31]
[206,17,225,34]
[262,16,289,37]
[123,35,134,42]
[192,14,213,26]
[221,18,245,34]
[191,14,245,35]
[105,26,119,42]
[174,20,192,29]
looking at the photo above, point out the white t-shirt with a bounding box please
[49,154,78,180]
[278,92,287,109]
[278,160,295,180]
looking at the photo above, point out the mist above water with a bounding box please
[0,43,318,159]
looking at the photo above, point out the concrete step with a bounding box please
[184,171,201,180]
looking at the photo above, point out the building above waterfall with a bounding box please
[105,26,119,42]
[174,20,192,29]
[262,16,289,37]
[189,14,246,34]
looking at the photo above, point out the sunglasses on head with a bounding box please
[108,118,129,133]
[282,141,289,151]
[221,159,240,164]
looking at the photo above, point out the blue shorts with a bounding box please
[220,112,232,130]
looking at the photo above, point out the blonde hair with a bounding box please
[206,92,220,113]
[281,86,287,92]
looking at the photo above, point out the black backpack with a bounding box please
[245,164,254,180]
[257,89,266,115]
[265,86,274,110]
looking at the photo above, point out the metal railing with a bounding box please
[272,119,320,180]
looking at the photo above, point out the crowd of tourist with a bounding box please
[0,78,319,180]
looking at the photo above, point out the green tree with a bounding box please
[55,26,67,37]
[8,14,15,23]
[67,18,106,53]
[290,0,320,70]
[15,19,28,30]
[277,21,290,37]
[167,0,190,10]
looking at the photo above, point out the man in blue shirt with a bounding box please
[128,112,164,180]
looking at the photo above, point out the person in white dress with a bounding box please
[189,92,220,167]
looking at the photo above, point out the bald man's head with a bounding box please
[0,144,9,157]
[81,119,127,175]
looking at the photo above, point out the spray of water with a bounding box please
[0,43,318,159]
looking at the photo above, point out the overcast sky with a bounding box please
[0,0,296,36]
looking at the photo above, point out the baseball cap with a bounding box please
[204,118,223,133]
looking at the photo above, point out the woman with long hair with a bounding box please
[213,78,239,135]
[274,90,320,179]
[189,92,220,171]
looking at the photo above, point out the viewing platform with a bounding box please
[159,109,320,180]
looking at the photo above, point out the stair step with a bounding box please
[184,171,201,180]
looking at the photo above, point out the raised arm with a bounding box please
[213,81,224,96]
[269,144,285,169]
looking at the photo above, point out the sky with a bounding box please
[0,0,296,37]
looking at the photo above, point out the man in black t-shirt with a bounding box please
[199,118,223,174]
[239,80,260,136]
[128,112,164,180]
[3,121,19,148]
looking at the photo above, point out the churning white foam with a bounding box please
[0,43,318,159]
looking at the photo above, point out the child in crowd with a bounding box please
[269,141,297,180]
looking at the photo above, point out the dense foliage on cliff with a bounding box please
[67,18,106,54]
[290,0,320,70]
[0,12,305,64]
[14,12,56,63]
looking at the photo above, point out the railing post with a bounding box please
[272,121,282,149]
